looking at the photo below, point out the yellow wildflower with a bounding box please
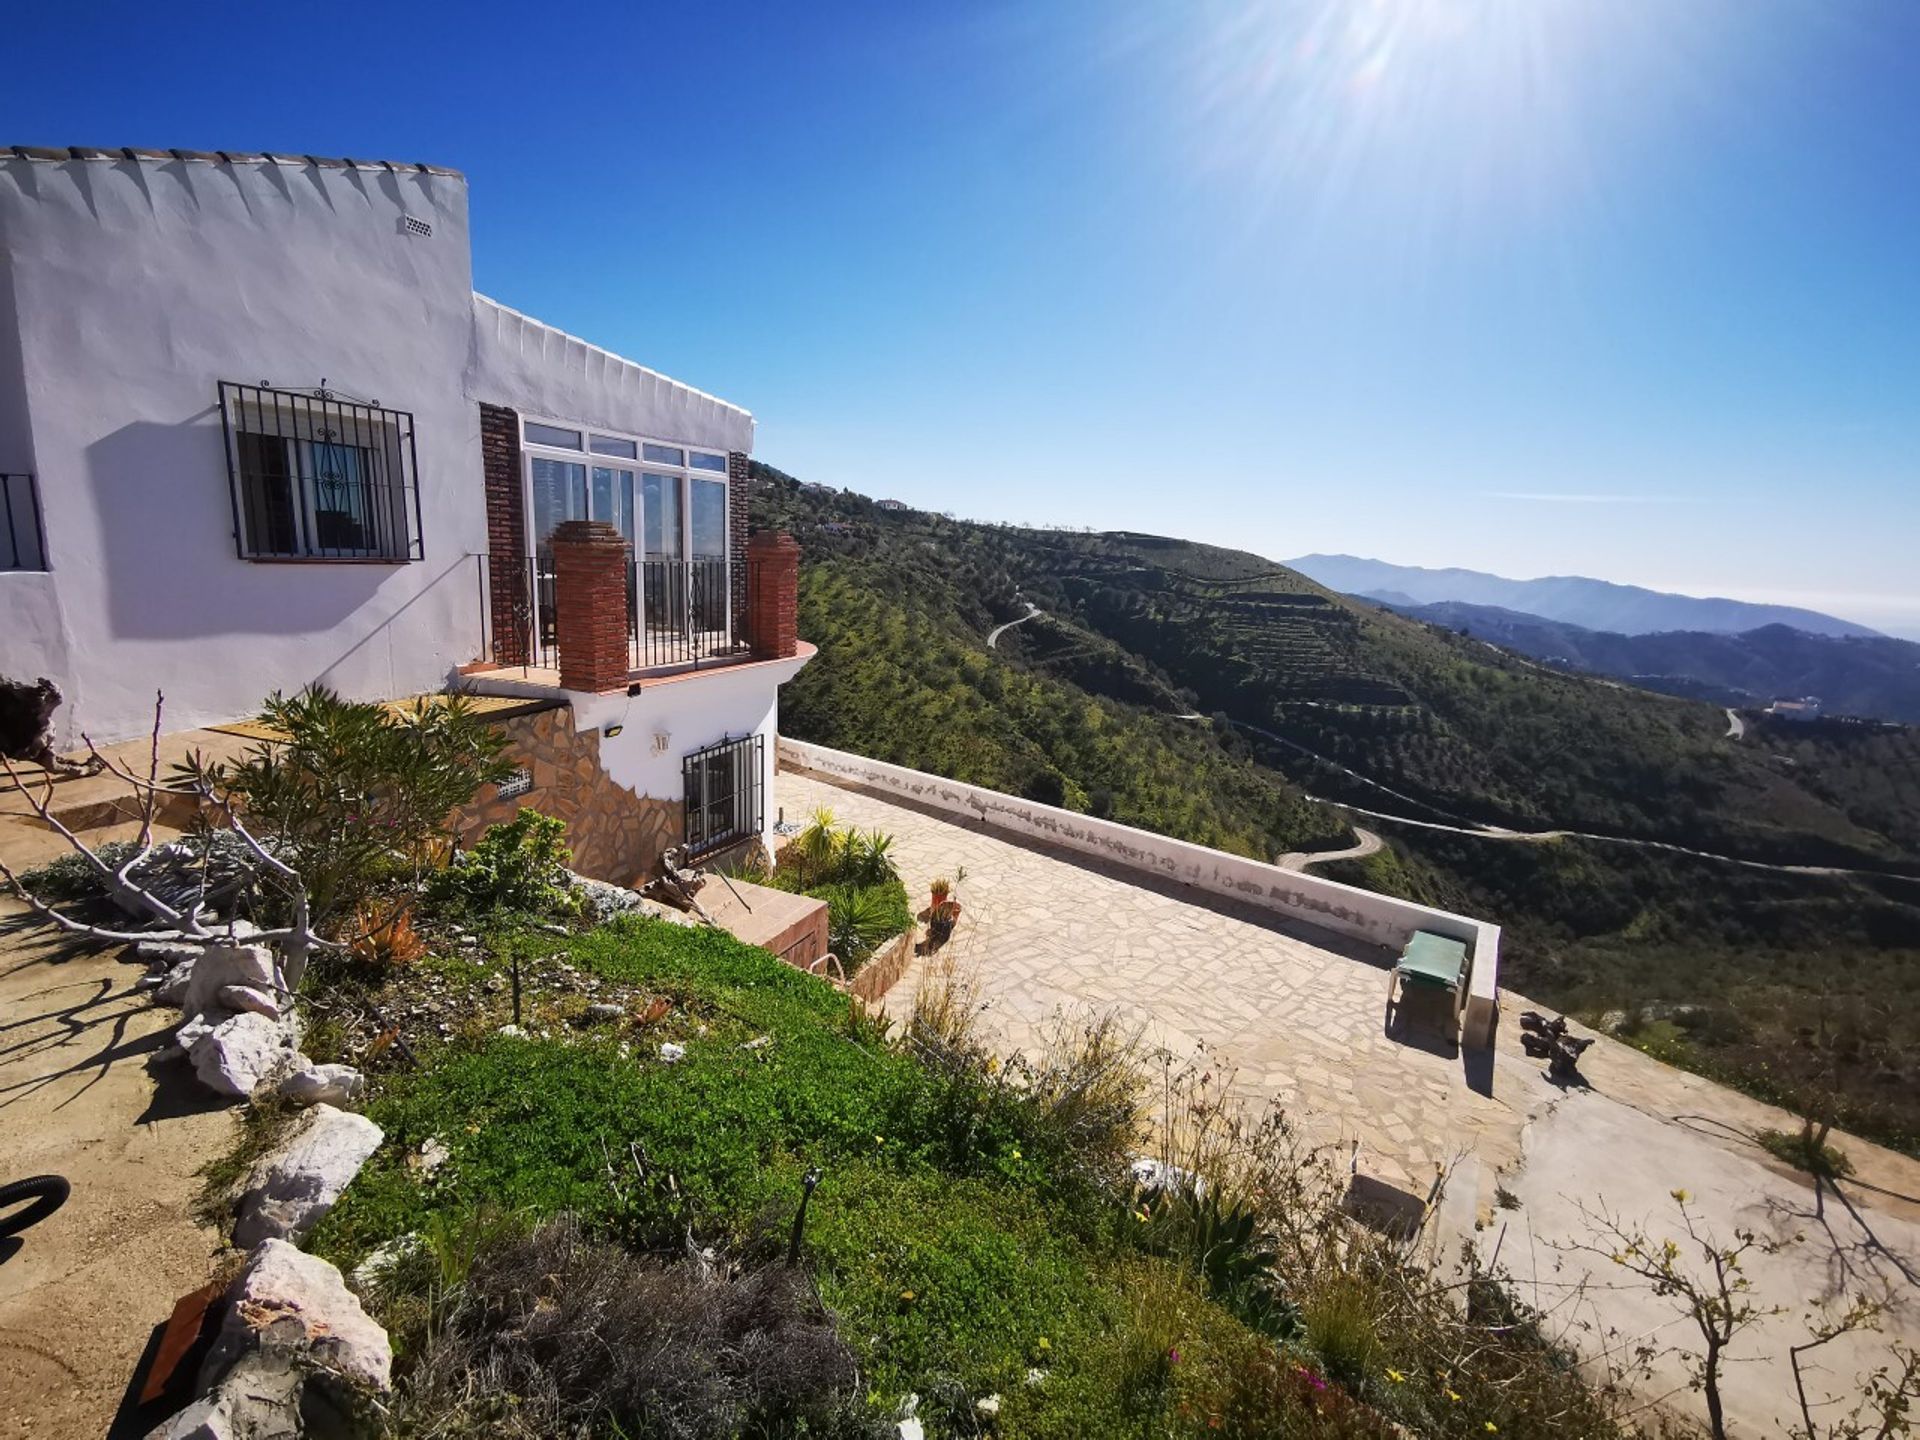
[1670,1188,1691,1204]
[1386,1369,1405,1384]
[1447,1389,1463,1403]
[1485,1423,1499,1433]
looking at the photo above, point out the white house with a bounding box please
[0,145,809,883]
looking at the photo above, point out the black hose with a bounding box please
[0,1175,70,1238]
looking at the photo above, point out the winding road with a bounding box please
[1206,715,1913,884]
[986,603,1042,649]
[1278,826,1383,872]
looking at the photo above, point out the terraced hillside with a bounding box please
[751,473,1920,1151]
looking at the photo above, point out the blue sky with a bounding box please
[7,1,1918,633]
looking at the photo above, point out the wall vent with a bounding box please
[400,214,432,239]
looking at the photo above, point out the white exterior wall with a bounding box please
[0,154,483,746]
[780,737,1502,1045]
[469,296,753,454]
[0,152,764,750]
[476,651,811,855]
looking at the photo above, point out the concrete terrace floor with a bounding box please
[779,768,1521,1196]
[778,766,1920,1436]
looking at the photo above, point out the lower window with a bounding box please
[682,734,764,857]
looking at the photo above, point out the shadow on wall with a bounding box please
[87,415,411,640]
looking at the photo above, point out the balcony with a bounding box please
[481,554,749,675]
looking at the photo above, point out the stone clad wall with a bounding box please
[454,705,681,885]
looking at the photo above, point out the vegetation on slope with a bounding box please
[757,482,1347,860]
[311,910,1624,1439]
[749,474,1920,1153]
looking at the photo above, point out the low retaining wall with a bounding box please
[779,738,1501,1047]
[850,927,916,1004]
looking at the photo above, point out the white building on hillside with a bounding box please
[0,145,809,883]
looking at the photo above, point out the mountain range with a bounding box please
[1287,554,1881,640]
[1368,599,1920,724]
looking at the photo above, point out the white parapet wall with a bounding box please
[779,737,1502,1047]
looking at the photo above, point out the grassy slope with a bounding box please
[312,917,1614,1439]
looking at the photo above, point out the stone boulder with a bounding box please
[181,943,281,1016]
[199,1238,392,1396]
[272,1061,366,1108]
[145,1354,304,1439]
[233,1105,383,1248]
[190,1011,302,1099]
[217,984,282,1019]
[154,960,197,1007]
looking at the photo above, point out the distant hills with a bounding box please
[1287,554,1882,639]
[1373,598,1920,724]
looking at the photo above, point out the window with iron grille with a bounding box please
[219,382,423,561]
[682,733,763,858]
[2,473,48,571]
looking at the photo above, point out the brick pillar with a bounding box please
[480,403,529,665]
[552,520,632,692]
[727,452,751,647]
[747,531,800,660]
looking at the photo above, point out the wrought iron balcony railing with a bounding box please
[480,553,748,677]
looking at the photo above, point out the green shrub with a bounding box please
[425,807,576,918]
[12,840,140,901]
[767,810,912,971]
[174,687,512,919]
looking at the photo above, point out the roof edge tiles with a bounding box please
[5,145,462,178]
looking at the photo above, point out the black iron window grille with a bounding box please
[682,733,764,858]
[219,382,423,561]
[2,473,48,571]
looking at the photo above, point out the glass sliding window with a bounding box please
[591,466,638,546]
[642,472,683,559]
[524,422,583,449]
[529,457,587,556]
[690,477,728,559]
[690,451,727,473]
[643,443,684,466]
[590,435,638,459]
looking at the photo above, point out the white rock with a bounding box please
[273,1062,365,1108]
[144,1354,302,1439]
[897,1424,924,1440]
[232,1104,383,1247]
[181,943,280,1016]
[1025,1368,1048,1387]
[658,1041,686,1063]
[216,984,281,1019]
[190,1011,301,1098]
[154,961,196,1006]
[162,1009,226,1063]
[199,1238,392,1395]
[496,1023,526,1038]
[135,937,203,970]
[350,1233,422,1293]
[410,1137,451,1178]
[977,1393,1002,1415]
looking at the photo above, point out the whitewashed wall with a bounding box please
[471,647,813,856]
[469,296,753,455]
[0,152,761,750]
[0,153,483,746]
[779,737,1502,1045]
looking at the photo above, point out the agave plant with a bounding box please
[843,828,900,888]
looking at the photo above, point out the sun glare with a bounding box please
[1156,0,1681,249]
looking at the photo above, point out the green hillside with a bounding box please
[752,473,1920,1152]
